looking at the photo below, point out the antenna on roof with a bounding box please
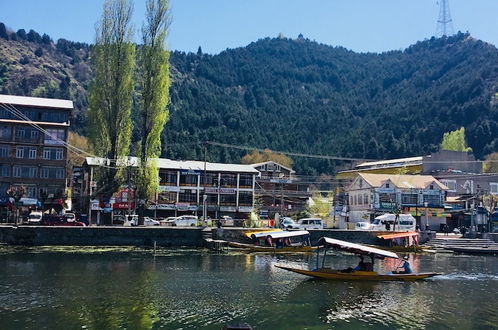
[435,0,454,37]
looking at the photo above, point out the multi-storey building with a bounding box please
[347,173,448,230]
[83,157,259,223]
[251,161,312,218]
[0,94,72,215]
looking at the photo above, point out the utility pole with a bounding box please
[436,0,454,37]
[203,142,207,226]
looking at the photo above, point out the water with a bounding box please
[0,246,497,330]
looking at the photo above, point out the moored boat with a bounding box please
[275,237,441,281]
[228,230,316,252]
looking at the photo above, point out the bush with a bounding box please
[34,47,43,57]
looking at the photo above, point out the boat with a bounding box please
[227,230,316,252]
[374,231,424,252]
[275,237,441,281]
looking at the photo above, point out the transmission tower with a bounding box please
[435,0,454,37]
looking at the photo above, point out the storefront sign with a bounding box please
[90,199,102,211]
[205,188,236,194]
[180,170,201,175]
[159,186,180,192]
[238,206,253,213]
[148,204,176,210]
[220,206,236,212]
[112,202,135,210]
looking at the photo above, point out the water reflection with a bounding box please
[0,246,496,330]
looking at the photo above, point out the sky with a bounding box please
[0,0,497,54]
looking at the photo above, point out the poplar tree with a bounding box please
[440,127,472,152]
[87,0,135,199]
[135,0,171,201]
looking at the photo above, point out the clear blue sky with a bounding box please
[0,0,497,54]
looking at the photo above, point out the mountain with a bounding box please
[1,25,498,175]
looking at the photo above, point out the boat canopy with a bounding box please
[251,230,310,240]
[244,229,281,238]
[376,231,419,240]
[317,237,399,259]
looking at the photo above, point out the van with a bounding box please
[370,214,416,231]
[295,217,324,230]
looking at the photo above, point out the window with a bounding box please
[490,183,498,195]
[200,173,217,186]
[44,129,65,145]
[358,194,363,205]
[0,145,9,157]
[28,148,37,159]
[26,186,37,198]
[43,148,51,160]
[401,194,418,205]
[30,130,39,140]
[55,168,64,179]
[220,194,236,205]
[15,128,25,140]
[16,147,24,158]
[238,192,253,206]
[13,166,21,177]
[353,195,357,205]
[55,149,63,160]
[0,125,11,139]
[0,165,9,177]
[179,174,198,186]
[27,167,37,178]
[221,174,237,187]
[239,174,253,188]
[364,193,369,205]
[40,168,49,179]
[178,190,197,203]
[385,183,390,188]
[441,180,457,192]
[423,194,442,207]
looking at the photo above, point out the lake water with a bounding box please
[0,246,497,330]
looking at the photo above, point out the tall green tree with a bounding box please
[440,127,472,152]
[87,0,135,199]
[135,0,171,201]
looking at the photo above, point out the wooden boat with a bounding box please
[275,237,441,281]
[228,230,316,253]
[374,231,424,252]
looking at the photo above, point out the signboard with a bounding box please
[159,186,180,192]
[90,200,103,211]
[205,188,236,194]
[180,170,201,175]
[112,202,135,210]
[269,178,292,184]
[148,204,176,210]
[220,206,236,212]
[379,202,397,210]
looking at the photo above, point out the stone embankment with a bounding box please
[0,225,430,247]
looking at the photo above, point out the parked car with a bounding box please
[27,211,43,224]
[355,221,373,230]
[40,214,86,226]
[64,212,76,222]
[295,217,324,230]
[164,215,198,227]
[143,216,160,226]
[280,217,296,229]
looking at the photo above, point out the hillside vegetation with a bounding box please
[1,24,498,175]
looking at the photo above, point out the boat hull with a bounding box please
[275,265,441,281]
[228,241,315,253]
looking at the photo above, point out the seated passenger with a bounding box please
[353,256,367,271]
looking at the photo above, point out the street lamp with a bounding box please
[424,201,429,231]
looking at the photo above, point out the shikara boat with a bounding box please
[275,237,441,281]
[228,230,316,252]
[374,231,424,252]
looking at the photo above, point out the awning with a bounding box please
[251,230,310,240]
[376,231,419,240]
[317,237,399,259]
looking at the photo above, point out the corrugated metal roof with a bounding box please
[250,161,296,174]
[85,157,260,174]
[0,94,73,109]
[358,173,448,190]
[356,156,423,168]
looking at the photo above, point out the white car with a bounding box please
[295,218,324,230]
[355,221,373,230]
[162,215,198,227]
[143,216,160,226]
[280,217,297,229]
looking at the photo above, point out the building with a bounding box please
[346,173,448,230]
[0,94,72,218]
[251,161,312,218]
[83,157,259,223]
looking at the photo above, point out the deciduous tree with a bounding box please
[440,127,472,152]
[135,0,171,201]
[87,0,135,199]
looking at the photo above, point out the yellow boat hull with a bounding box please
[275,265,441,281]
[228,241,316,253]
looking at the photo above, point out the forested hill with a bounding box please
[1,26,498,175]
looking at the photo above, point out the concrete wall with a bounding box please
[0,226,204,247]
